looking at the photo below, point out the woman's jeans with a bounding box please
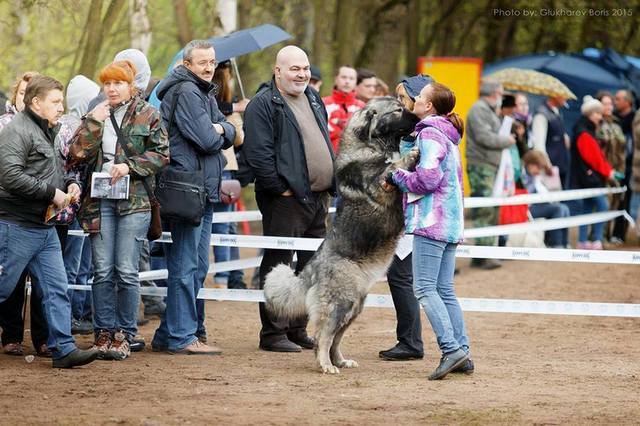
[90,200,150,337]
[413,236,469,355]
[578,195,608,242]
[529,202,570,247]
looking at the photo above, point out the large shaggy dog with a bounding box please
[264,97,419,374]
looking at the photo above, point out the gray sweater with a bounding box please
[465,98,512,168]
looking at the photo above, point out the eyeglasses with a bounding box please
[190,59,218,68]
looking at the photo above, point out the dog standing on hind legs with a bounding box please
[264,97,420,374]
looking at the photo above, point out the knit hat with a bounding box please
[580,95,603,116]
[401,74,434,100]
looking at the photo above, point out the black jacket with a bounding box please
[156,65,235,202]
[0,109,70,227]
[243,78,335,202]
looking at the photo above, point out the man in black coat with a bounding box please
[244,45,336,352]
[0,75,97,368]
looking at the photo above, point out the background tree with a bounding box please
[0,0,639,99]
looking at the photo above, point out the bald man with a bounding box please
[244,45,336,352]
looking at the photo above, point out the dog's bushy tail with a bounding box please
[264,264,310,320]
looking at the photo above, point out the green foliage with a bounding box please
[0,0,638,101]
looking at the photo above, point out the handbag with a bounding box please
[220,179,241,204]
[109,112,163,240]
[156,166,206,226]
[498,188,529,225]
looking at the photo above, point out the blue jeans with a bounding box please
[64,220,93,320]
[212,202,244,285]
[0,220,77,359]
[90,200,150,336]
[413,236,469,355]
[529,202,570,247]
[196,202,214,336]
[630,191,640,223]
[578,195,609,243]
[153,202,213,350]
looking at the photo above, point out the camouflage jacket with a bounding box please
[67,97,169,233]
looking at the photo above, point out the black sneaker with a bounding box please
[71,318,93,335]
[452,358,474,374]
[428,348,469,380]
[227,281,248,289]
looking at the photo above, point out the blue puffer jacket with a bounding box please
[156,65,235,202]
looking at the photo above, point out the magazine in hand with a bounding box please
[91,172,130,199]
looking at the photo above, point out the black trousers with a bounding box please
[0,271,48,347]
[387,254,423,354]
[0,225,66,348]
[256,191,328,344]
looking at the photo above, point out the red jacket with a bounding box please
[322,89,365,152]
[576,131,613,179]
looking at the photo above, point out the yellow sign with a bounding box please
[417,57,482,194]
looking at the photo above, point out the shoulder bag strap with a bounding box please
[109,110,157,202]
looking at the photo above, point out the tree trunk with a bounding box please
[404,0,421,75]
[128,0,152,55]
[334,0,358,67]
[77,0,126,79]
[173,0,193,47]
[216,0,237,35]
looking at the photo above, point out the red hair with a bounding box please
[99,60,137,85]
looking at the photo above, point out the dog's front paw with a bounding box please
[321,364,340,374]
[402,147,420,169]
[336,359,359,369]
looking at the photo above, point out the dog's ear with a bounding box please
[352,109,377,141]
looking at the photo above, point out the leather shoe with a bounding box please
[288,334,315,349]
[259,339,301,353]
[379,345,423,361]
[128,337,146,352]
[428,348,469,380]
[52,348,99,369]
[169,340,222,355]
[2,342,24,356]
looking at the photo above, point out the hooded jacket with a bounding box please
[157,65,235,202]
[322,89,364,152]
[392,115,464,243]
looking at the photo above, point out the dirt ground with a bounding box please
[1,244,639,425]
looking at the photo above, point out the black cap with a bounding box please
[502,94,516,108]
[310,65,322,81]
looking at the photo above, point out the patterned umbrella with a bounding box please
[487,68,577,100]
